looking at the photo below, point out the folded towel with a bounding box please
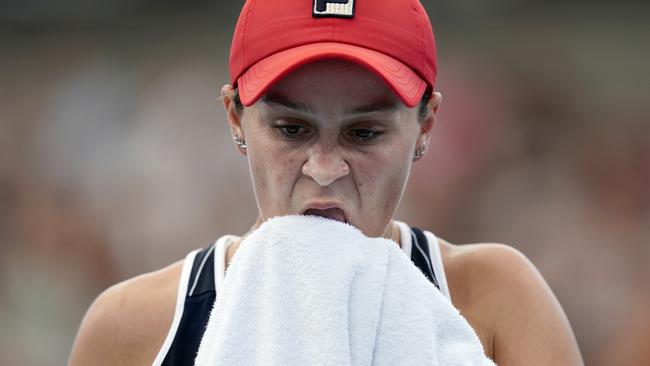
[195,215,495,366]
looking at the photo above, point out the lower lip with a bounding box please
[303,208,347,223]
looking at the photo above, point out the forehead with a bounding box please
[259,59,404,113]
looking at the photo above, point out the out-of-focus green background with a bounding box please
[1,1,648,365]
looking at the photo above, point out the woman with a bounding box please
[69,0,583,365]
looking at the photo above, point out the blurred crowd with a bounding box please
[1,1,648,365]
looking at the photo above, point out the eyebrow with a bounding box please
[262,92,315,114]
[262,92,400,116]
[345,99,400,116]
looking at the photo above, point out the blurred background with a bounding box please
[1,0,648,365]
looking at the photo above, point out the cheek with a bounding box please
[248,141,302,211]
[264,150,301,184]
[356,145,412,213]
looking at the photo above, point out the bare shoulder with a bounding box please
[440,241,541,306]
[439,240,583,365]
[68,260,184,366]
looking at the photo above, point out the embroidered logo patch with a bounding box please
[313,0,355,18]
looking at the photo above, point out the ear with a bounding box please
[221,84,247,155]
[414,92,442,156]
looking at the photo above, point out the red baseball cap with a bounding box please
[229,0,437,108]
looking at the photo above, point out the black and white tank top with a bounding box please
[152,221,451,365]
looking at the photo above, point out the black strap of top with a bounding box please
[410,227,440,289]
[161,244,216,366]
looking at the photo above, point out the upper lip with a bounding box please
[301,201,348,222]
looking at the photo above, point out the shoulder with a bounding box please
[441,241,540,302]
[439,240,583,365]
[68,259,184,366]
[441,242,548,321]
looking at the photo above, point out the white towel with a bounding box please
[195,215,496,366]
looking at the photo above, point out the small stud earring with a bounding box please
[413,145,426,161]
[233,135,247,150]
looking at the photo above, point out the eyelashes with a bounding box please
[273,124,310,139]
[271,120,386,144]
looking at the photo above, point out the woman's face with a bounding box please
[226,59,435,238]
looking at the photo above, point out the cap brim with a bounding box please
[237,42,427,108]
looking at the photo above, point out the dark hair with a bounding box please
[232,88,432,124]
[417,89,432,123]
[232,89,244,115]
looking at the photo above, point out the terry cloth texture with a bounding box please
[195,215,496,366]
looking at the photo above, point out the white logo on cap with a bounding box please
[312,0,355,18]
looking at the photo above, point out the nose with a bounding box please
[302,147,350,187]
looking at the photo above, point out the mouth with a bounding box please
[302,207,348,224]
